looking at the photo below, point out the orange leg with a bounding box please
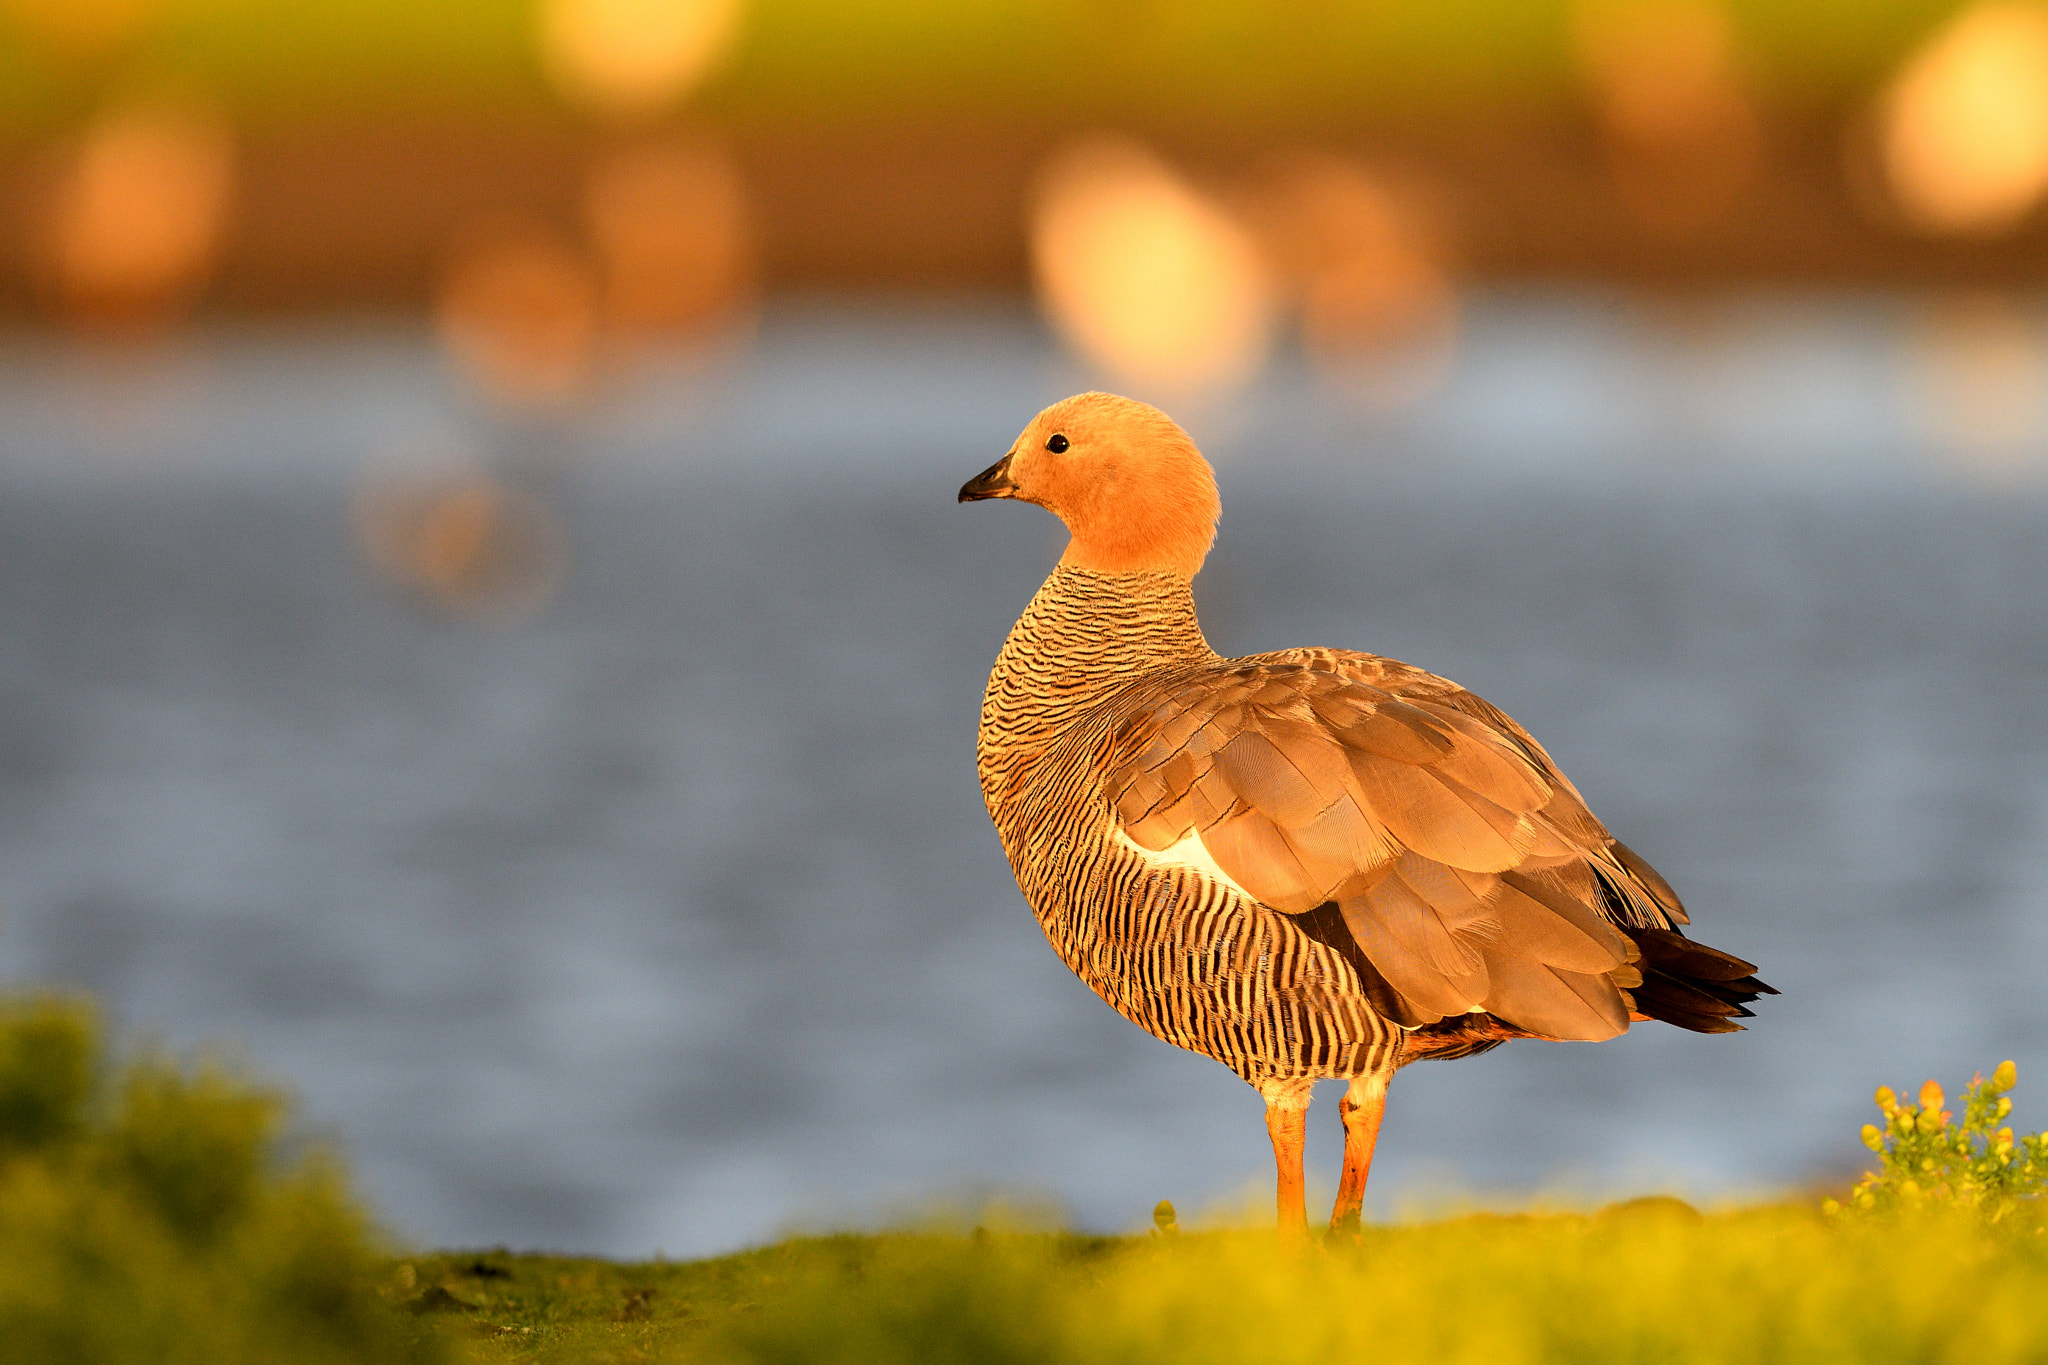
[1260,1080,1313,1238]
[1329,1070,1390,1235]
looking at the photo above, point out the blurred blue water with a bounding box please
[2,293,2046,1256]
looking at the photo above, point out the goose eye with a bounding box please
[1046,433,1069,453]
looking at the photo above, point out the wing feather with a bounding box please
[1216,729,1333,826]
[1407,701,1553,811]
[1285,793,1398,886]
[1203,807,1322,911]
[1341,875,1489,1019]
[1331,699,1455,765]
[1348,757,1522,871]
[1489,879,1631,974]
[1477,952,1628,1040]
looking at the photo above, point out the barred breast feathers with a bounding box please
[976,565,1215,812]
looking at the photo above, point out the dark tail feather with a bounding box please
[1622,925,1775,1034]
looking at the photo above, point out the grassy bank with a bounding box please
[412,1202,2048,1365]
[424,1060,2048,1363]
[8,990,2048,1364]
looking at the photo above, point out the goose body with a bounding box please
[962,392,1772,1233]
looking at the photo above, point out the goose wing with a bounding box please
[1104,652,1679,1041]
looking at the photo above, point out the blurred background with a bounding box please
[4,0,2048,1257]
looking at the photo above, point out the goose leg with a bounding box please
[1260,1079,1314,1236]
[1329,1070,1390,1234]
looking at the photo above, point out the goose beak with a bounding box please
[958,454,1018,503]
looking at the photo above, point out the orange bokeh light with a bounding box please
[1880,3,2048,236]
[1030,138,1274,397]
[1572,0,1760,236]
[355,469,567,619]
[1576,0,1740,144]
[1249,152,1459,410]
[538,0,745,122]
[42,103,236,336]
[434,227,601,410]
[583,138,755,342]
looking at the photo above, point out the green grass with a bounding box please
[423,1056,2048,1364]
[416,1202,2048,1365]
[10,989,2048,1364]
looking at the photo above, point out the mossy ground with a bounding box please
[390,1240,840,1363]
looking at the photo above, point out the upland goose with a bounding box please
[959,392,1772,1235]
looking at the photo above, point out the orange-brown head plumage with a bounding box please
[959,392,1220,579]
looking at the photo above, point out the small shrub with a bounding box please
[0,995,95,1157]
[0,993,445,1365]
[1825,1060,2048,1221]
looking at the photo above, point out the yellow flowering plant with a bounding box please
[1826,1061,2048,1221]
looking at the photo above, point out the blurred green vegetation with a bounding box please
[0,0,1995,133]
[0,994,445,1365]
